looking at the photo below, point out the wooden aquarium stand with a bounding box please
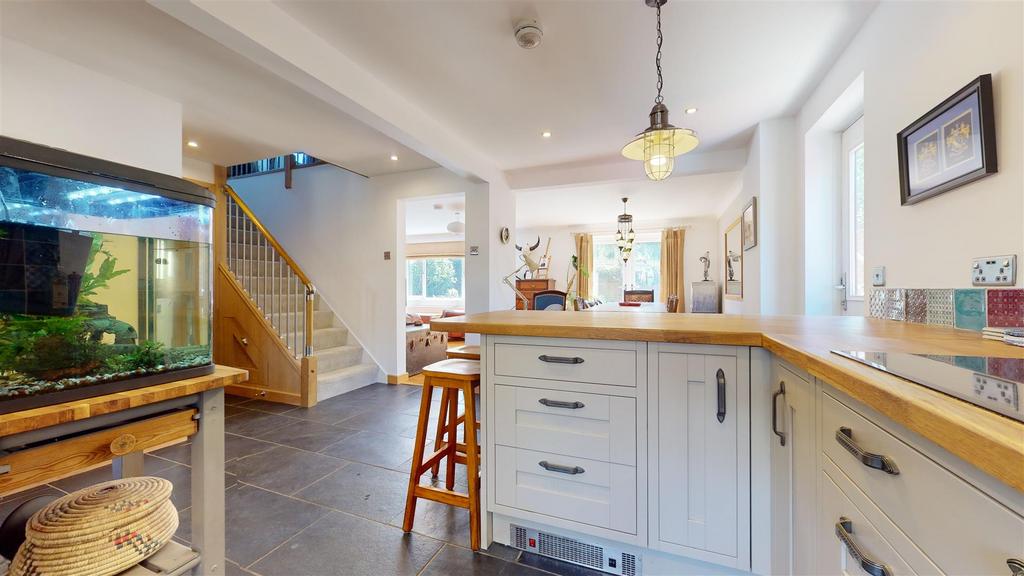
[0,365,248,576]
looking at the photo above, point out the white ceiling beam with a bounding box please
[505,147,748,191]
[148,0,505,185]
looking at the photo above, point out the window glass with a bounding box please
[406,257,463,299]
[629,241,661,295]
[591,236,661,302]
[407,259,424,297]
[592,242,623,303]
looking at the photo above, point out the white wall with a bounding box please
[182,157,217,183]
[0,38,182,175]
[517,217,720,309]
[230,164,490,376]
[719,133,762,314]
[798,1,1024,294]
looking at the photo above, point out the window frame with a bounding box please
[405,255,466,304]
[590,232,661,301]
[841,117,866,301]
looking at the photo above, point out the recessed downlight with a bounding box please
[684,107,698,115]
[541,131,552,139]
[390,154,399,161]
[186,140,199,148]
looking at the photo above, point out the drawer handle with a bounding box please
[1009,559,1024,576]
[836,427,900,475]
[539,398,585,410]
[538,461,585,475]
[716,368,727,423]
[538,354,584,365]
[772,381,786,446]
[835,517,893,576]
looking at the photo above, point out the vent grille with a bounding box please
[509,524,640,575]
[537,532,604,569]
[622,553,637,576]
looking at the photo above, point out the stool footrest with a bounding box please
[413,485,470,509]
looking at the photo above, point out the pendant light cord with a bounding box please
[654,1,664,105]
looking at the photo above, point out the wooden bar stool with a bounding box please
[446,344,480,360]
[403,359,481,550]
[429,345,481,480]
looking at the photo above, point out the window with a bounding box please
[406,257,464,300]
[591,233,661,302]
[842,117,865,301]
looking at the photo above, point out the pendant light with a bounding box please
[615,198,636,263]
[621,0,699,181]
[446,211,465,234]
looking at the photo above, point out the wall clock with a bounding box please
[499,226,510,244]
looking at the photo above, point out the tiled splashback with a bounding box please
[868,288,1024,330]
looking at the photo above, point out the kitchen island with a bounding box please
[431,311,1024,576]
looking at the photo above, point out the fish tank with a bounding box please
[0,136,214,414]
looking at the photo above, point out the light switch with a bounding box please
[972,254,1016,286]
[871,266,886,287]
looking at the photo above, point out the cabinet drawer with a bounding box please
[494,385,636,465]
[821,392,1024,575]
[818,470,920,576]
[493,342,636,387]
[495,445,637,535]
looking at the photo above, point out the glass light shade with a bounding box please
[622,126,699,181]
[446,220,465,233]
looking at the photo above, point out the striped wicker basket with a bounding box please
[9,477,178,576]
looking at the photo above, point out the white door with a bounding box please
[770,362,818,575]
[651,347,750,569]
[838,117,865,316]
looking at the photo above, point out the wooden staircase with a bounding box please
[208,178,378,407]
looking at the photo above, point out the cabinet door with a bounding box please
[770,362,817,575]
[653,349,749,568]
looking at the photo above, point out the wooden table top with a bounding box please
[431,311,1024,492]
[1,365,249,438]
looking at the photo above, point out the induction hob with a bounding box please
[832,350,1023,423]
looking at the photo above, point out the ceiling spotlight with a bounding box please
[542,131,552,138]
[186,141,199,148]
[685,107,698,114]
[390,154,399,161]
[514,19,543,49]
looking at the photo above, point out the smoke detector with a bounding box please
[514,20,543,49]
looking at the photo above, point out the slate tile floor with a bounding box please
[1,383,602,576]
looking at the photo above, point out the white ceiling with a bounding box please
[277,0,876,172]
[516,171,742,229]
[0,1,436,176]
[405,194,466,239]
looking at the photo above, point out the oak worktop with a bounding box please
[431,311,1024,492]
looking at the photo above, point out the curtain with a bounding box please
[660,228,685,311]
[573,233,593,300]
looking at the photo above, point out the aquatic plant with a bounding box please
[77,236,130,306]
[0,314,107,379]
[105,341,167,373]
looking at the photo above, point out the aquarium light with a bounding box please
[67,186,117,201]
[107,193,159,205]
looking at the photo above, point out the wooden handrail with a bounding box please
[222,183,314,289]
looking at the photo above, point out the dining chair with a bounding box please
[532,289,567,310]
[623,289,655,303]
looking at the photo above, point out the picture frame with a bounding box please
[897,74,997,206]
[741,197,757,251]
[724,218,743,299]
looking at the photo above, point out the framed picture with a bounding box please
[724,218,743,299]
[741,197,757,251]
[898,74,997,205]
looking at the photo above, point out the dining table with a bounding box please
[585,301,668,312]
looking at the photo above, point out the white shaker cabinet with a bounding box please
[648,343,751,570]
[769,360,818,576]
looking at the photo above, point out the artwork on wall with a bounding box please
[741,197,757,251]
[897,74,997,205]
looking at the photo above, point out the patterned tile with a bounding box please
[954,289,987,331]
[868,289,886,319]
[906,289,927,323]
[925,289,954,326]
[986,289,1024,328]
[884,288,905,321]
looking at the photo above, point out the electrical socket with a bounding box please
[871,266,886,287]
[972,255,1016,286]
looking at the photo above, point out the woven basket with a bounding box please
[9,477,178,576]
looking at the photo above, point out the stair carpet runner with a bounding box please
[227,220,379,400]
